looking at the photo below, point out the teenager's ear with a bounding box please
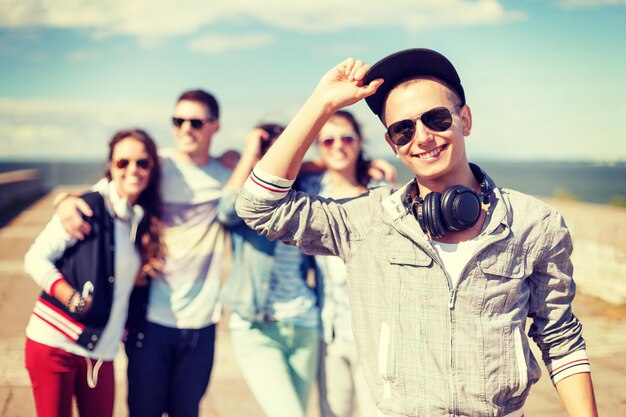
[460,104,472,137]
[212,120,221,135]
[384,133,399,157]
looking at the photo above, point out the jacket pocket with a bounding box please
[478,244,527,279]
[485,323,530,407]
[478,245,529,313]
[386,238,434,300]
[378,321,395,399]
[512,326,528,397]
[386,238,432,267]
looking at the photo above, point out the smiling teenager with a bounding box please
[24,129,164,417]
[302,110,380,417]
[217,123,323,417]
[235,49,598,417]
[55,89,234,417]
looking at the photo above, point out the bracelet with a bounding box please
[65,289,78,309]
[65,289,86,314]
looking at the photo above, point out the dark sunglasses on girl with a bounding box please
[319,135,357,148]
[171,117,216,129]
[114,158,152,170]
[386,104,462,146]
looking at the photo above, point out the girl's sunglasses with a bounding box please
[319,135,357,148]
[113,158,152,170]
[386,104,462,146]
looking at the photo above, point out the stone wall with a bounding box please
[542,198,626,305]
[0,170,45,218]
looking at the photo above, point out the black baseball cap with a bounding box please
[363,48,465,121]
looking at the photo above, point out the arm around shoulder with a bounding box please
[56,194,94,240]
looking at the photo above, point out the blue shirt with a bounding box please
[218,187,319,329]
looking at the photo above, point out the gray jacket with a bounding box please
[236,167,589,417]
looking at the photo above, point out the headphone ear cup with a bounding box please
[441,185,481,232]
[422,192,447,239]
[416,200,427,234]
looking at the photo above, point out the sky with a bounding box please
[0,0,625,163]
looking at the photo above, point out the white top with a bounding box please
[146,149,232,328]
[317,254,353,343]
[24,182,142,360]
[430,236,484,288]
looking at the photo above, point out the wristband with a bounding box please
[66,289,86,314]
[65,289,78,309]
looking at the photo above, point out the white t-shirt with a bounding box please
[146,149,232,329]
[430,236,484,288]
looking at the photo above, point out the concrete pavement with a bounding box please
[1,189,625,416]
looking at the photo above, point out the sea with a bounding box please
[1,159,625,206]
[392,159,626,206]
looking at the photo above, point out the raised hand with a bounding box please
[369,158,398,185]
[225,127,273,190]
[253,58,383,180]
[242,128,269,161]
[217,150,241,170]
[313,58,384,112]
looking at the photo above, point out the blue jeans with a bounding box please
[230,321,319,417]
[125,322,216,417]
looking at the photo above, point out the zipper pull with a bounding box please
[449,288,457,309]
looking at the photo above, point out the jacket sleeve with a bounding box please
[23,214,78,295]
[527,210,591,385]
[235,165,365,261]
[216,186,244,227]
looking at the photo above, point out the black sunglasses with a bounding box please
[114,158,152,170]
[172,117,216,129]
[386,104,462,146]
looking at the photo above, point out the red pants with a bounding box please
[25,338,115,417]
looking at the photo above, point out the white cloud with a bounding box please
[0,0,228,40]
[558,0,625,7]
[188,33,276,54]
[0,0,525,44]
[67,49,102,63]
[245,0,524,32]
[0,96,298,160]
[0,98,171,159]
[0,122,106,159]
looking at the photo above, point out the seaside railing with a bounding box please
[0,169,45,220]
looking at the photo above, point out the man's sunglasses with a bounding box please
[113,158,152,170]
[319,135,357,148]
[172,117,216,129]
[386,104,462,146]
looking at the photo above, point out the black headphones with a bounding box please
[408,163,493,239]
